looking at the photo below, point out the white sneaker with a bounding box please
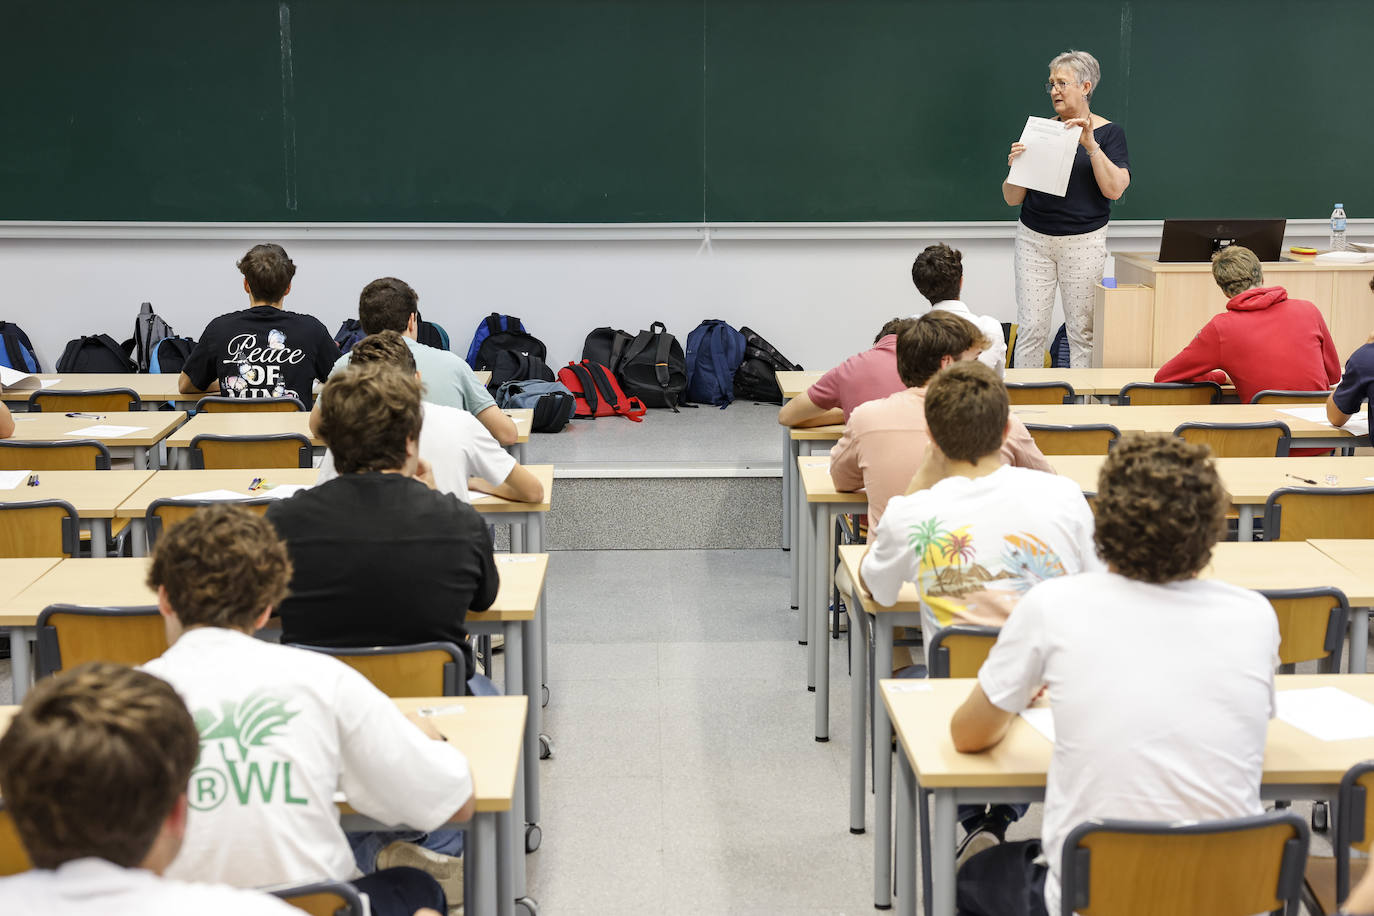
[955,826,1001,871]
[376,840,463,911]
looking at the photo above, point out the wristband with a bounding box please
[1087,145,1102,157]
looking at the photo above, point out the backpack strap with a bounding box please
[609,334,629,371]
[2,329,29,373]
[485,313,505,337]
[569,362,600,416]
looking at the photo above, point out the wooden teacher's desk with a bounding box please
[1102,251,1374,368]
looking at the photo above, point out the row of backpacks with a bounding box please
[0,305,195,376]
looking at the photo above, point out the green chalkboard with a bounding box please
[1,0,1369,222]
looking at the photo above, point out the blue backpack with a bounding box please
[494,378,576,433]
[149,336,196,374]
[466,313,539,368]
[685,320,747,408]
[334,318,365,354]
[0,321,41,373]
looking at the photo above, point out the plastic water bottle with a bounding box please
[1330,203,1348,251]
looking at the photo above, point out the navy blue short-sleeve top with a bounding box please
[1019,121,1129,237]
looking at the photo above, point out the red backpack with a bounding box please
[556,359,647,422]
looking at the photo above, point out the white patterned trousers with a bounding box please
[1013,221,1109,369]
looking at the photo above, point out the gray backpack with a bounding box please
[494,378,576,433]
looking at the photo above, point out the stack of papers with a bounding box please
[173,484,310,502]
[0,470,34,489]
[0,367,59,391]
[1275,406,1368,437]
[1006,116,1081,197]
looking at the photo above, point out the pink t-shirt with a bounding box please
[829,387,1053,531]
[805,335,905,422]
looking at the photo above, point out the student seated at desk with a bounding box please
[0,401,12,438]
[315,330,543,504]
[1154,245,1340,402]
[911,243,1007,376]
[777,318,914,428]
[179,243,340,407]
[948,434,1278,916]
[1326,274,1374,433]
[311,277,517,446]
[141,504,468,915]
[859,360,1094,854]
[0,663,301,915]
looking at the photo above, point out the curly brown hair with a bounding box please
[1094,434,1228,583]
[359,277,419,335]
[911,243,963,304]
[897,311,990,388]
[317,363,422,474]
[0,662,199,869]
[924,361,1008,462]
[147,502,292,630]
[348,330,417,374]
[236,243,296,304]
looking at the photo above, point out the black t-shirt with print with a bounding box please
[183,306,340,408]
[266,472,500,680]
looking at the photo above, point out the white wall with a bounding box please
[0,220,1354,372]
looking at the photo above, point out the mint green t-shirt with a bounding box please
[332,337,495,415]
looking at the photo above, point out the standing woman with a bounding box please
[1004,50,1130,369]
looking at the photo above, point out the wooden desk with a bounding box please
[776,370,823,400]
[6,411,185,469]
[0,373,214,409]
[0,695,527,916]
[786,423,845,629]
[0,470,154,557]
[1110,251,1374,368]
[1005,366,1234,400]
[885,674,1374,916]
[798,456,866,742]
[0,559,60,610]
[1010,403,1363,449]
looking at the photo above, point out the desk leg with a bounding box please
[131,519,148,558]
[1238,506,1255,542]
[782,425,792,553]
[814,503,829,741]
[1354,608,1370,674]
[511,521,525,555]
[803,485,815,689]
[896,746,917,916]
[133,447,147,470]
[503,619,530,903]
[497,804,517,916]
[930,792,957,916]
[792,441,804,632]
[850,604,869,833]
[465,813,498,916]
[10,626,34,702]
[523,611,542,830]
[874,620,894,909]
[89,518,108,558]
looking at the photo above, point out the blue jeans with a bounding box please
[352,866,447,916]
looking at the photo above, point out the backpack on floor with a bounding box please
[467,313,544,369]
[733,327,802,404]
[55,334,137,373]
[487,350,555,393]
[416,317,450,351]
[495,378,576,433]
[131,302,174,373]
[581,326,635,375]
[333,318,365,354]
[0,321,41,373]
[1049,323,1070,369]
[149,336,196,374]
[556,359,647,422]
[685,320,748,408]
[619,322,690,411]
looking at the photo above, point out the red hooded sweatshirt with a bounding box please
[1154,285,1341,404]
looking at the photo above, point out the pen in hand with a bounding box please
[1285,473,1319,485]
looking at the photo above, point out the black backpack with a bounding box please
[732,326,802,404]
[416,317,450,351]
[55,334,137,373]
[581,326,635,374]
[334,318,365,354]
[619,321,690,411]
[494,378,576,433]
[149,336,196,374]
[131,302,175,373]
[472,313,547,372]
[487,350,555,393]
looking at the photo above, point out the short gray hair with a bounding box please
[1049,49,1101,99]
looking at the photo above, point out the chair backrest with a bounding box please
[1262,486,1374,541]
[34,604,167,678]
[270,881,366,916]
[28,388,141,413]
[928,625,1000,678]
[0,439,112,470]
[288,642,466,697]
[195,395,306,413]
[1118,381,1223,406]
[1060,810,1309,916]
[1260,587,1349,673]
[1006,382,1075,405]
[0,500,80,557]
[1025,423,1121,456]
[1173,421,1292,458]
[190,433,313,470]
[1336,761,1374,901]
[145,497,275,550]
[1250,389,1333,405]
[0,802,31,877]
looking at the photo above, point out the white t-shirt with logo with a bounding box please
[142,628,472,890]
[978,572,1279,916]
[316,401,515,503]
[861,465,1101,649]
[0,858,300,916]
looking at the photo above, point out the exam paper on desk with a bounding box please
[1275,406,1369,438]
[1276,687,1374,741]
[1006,115,1080,197]
[60,424,147,438]
[0,470,34,489]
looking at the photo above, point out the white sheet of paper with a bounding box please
[0,366,37,389]
[1276,687,1374,741]
[260,484,308,500]
[61,424,146,438]
[0,470,34,489]
[1019,707,1056,743]
[1276,406,1369,437]
[173,489,259,502]
[468,493,493,502]
[39,378,61,389]
[1006,116,1080,197]
[497,554,539,564]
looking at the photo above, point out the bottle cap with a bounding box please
[1335,203,1344,208]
